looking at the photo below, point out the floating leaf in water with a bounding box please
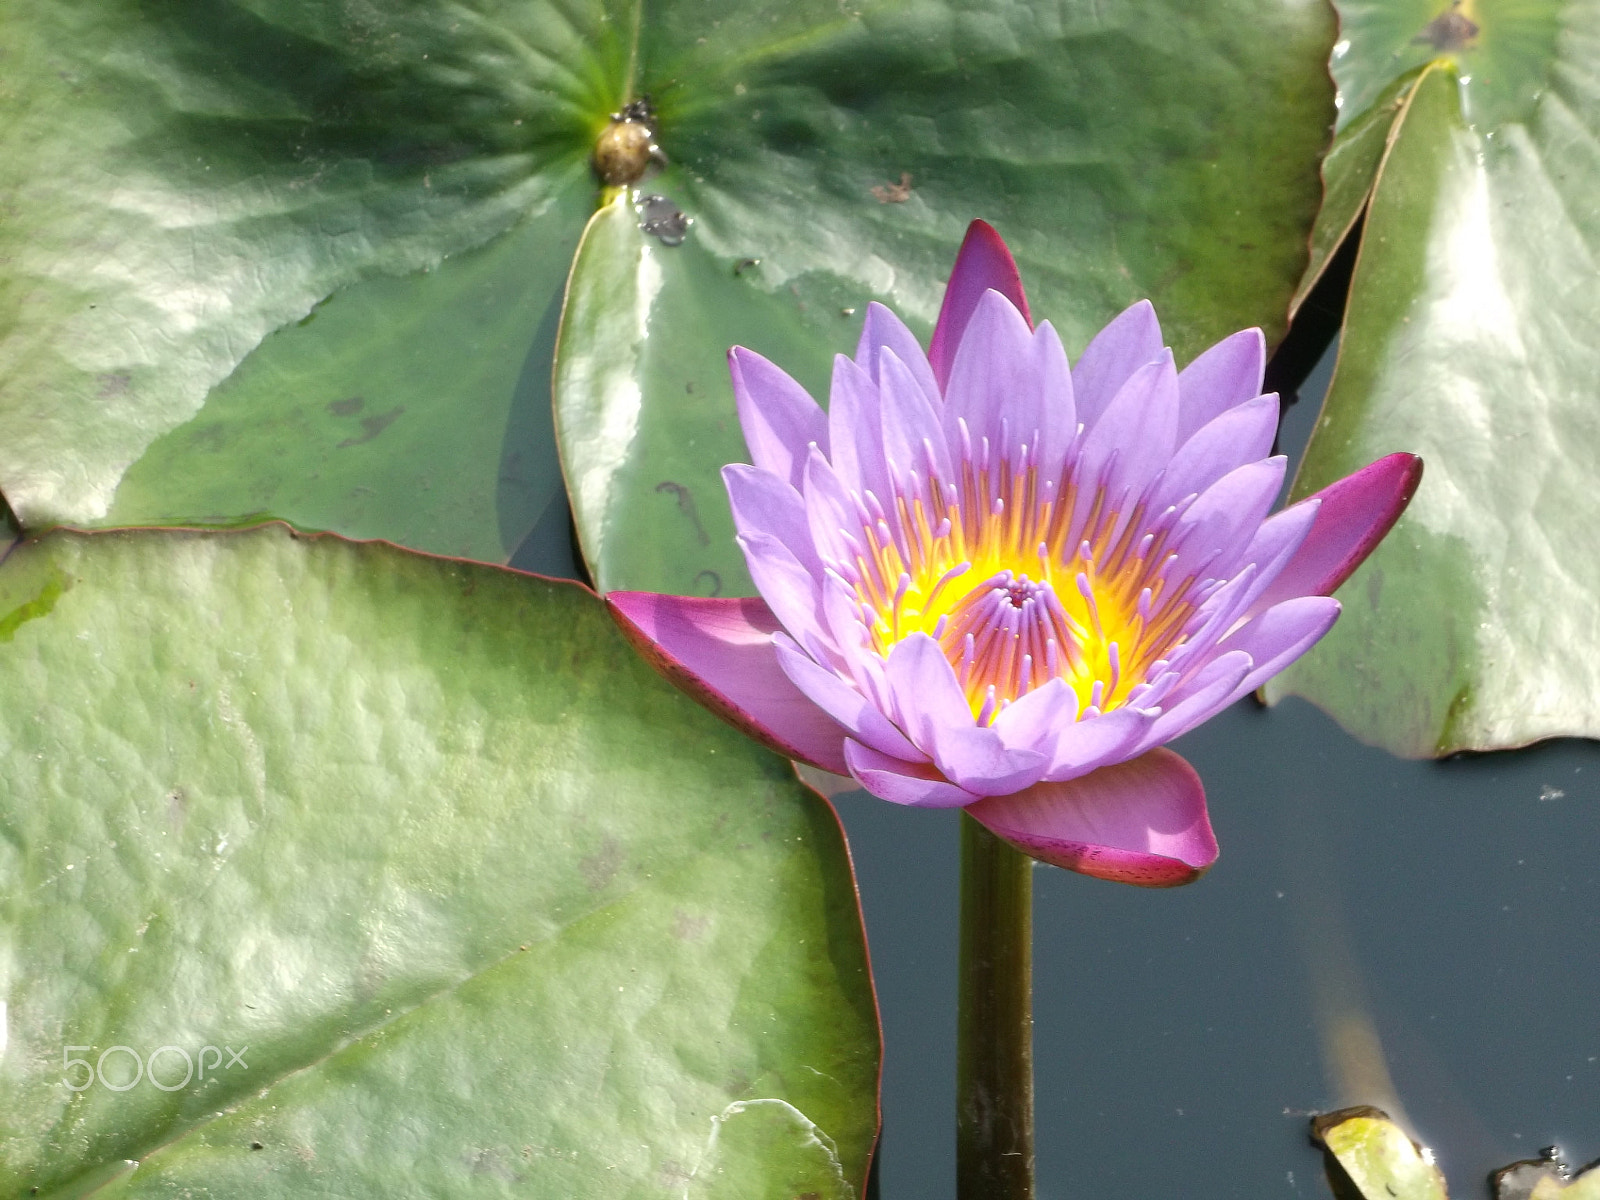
[1268,2,1600,755]
[1494,1150,1600,1200]
[0,525,877,1198]
[1312,1107,1449,1200]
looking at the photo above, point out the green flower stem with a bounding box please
[957,813,1035,1199]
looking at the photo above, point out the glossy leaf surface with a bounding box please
[1494,1158,1600,1200]
[1269,2,1600,755]
[0,0,619,557]
[1,0,1334,575]
[555,0,1337,593]
[1313,1109,1449,1200]
[0,526,877,1197]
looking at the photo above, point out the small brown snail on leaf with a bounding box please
[593,98,665,186]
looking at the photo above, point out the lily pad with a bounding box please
[0,526,877,1196]
[1267,2,1600,754]
[552,0,1338,592]
[0,0,1335,576]
[1495,1153,1600,1200]
[0,0,618,556]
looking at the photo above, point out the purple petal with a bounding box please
[801,448,867,575]
[1175,328,1266,443]
[729,347,827,490]
[1044,705,1151,780]
[1222,498,1321,619]
[1221,594,1341,695]
[857,302,940,403]
[1070,351,1179,513]
[1071,300,1164,431]
[844,739,981,808]
[990,676,1077,756]
[929,219,1032,390]
[1154,393,1280,511]
[879,346,954,490]
[967,748,1217,886]
[1245,453,1424,617]
[1137,648,1252,750]
[736,531,833,657]
[607,592,850,775]
[877,633,1050,792]
[827,353,890,504]
[942,288,1039,460]
[722,464,821,575]
[882,632,974,755]
[772,632,925,762]
[932,725,1050,794]
[1165,457,1287,587]
[1029,321,1078,485]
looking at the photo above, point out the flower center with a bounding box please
[844,441,1201,721]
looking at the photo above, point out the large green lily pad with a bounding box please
[557,0,1338,593]
[0,526,877,1197]
[1268,1,1600,755]
[0,0,620,558]
[0,0,1335,577]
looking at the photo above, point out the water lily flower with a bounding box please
[609,221,1420,886]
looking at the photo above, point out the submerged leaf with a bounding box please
[1312,1108,1449,1200]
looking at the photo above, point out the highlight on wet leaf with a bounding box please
[609,221,1422,886]
[1313,1107,1600,1200]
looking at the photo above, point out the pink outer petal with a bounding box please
[607,592,850,775]
[844,740,982,809]
[928,220,1032,390]
[1245,453,1424,618]
[966,748,1217,887]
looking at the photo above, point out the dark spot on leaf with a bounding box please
[695,570,722,597]
[579,837,623,891]
[96,372,131,398]
[337,406,404,448]
[250,1141,264,1151]
[638,194,691,246]
[0,574,65,643]
[672,910,710,941]
[655,481,710,545]
[871,172,913,203]
[734,257,761,276]
[1413,1,1478,50]
[327,395,364,418]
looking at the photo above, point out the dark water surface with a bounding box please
[840,695,1600,1200]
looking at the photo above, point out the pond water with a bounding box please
[515,340,1600,1200]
